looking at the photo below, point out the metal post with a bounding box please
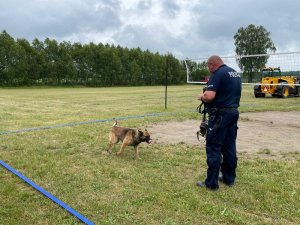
[165,55,168,109]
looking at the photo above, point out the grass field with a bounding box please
[0,85,299,225]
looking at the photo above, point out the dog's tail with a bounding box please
[112,118,118,127]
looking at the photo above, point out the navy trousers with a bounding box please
[204,109,239,189]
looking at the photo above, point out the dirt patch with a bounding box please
[149,111,300,159]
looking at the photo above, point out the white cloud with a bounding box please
[0,0,299,59]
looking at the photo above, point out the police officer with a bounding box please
[197,55,242,190]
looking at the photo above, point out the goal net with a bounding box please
[185,51,300,85]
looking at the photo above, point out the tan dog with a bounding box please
[107,119,152,160]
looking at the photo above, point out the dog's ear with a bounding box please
[138,129,143,135]
[112,118,118,127]
[144,129,151,135]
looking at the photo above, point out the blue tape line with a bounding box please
[0,160,94,225]
[0,104,257,136]
[0,112,176,135]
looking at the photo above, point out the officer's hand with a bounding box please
[198,94,204,101]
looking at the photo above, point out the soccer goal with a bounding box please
[185,51,300,85]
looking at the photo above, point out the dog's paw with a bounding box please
[115,152,123,157]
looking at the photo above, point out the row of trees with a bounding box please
[0,30,186,86]
[0,24,276,86]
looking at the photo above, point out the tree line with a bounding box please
[0,30,187,87]
[0,25,276,86]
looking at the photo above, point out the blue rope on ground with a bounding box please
[0,112,177,135]
[0,160,94,225]
[0,104,257,136]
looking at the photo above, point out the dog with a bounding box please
[107,119,152,160]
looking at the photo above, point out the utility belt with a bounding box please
[197,106,237,141]
[206,107,238,115]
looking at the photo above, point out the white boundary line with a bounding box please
[187,81,300,86]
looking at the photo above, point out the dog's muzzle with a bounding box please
[197,120,208,141]
[145,136,152,144]
[200,121,208,137]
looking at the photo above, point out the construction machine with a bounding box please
[254,67,300,98]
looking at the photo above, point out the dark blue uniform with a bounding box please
[204,64,241,190]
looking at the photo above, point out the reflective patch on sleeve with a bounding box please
[228,72,240,77]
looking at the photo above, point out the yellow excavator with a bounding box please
[254,67,300,98]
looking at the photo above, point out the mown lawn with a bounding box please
[0,85,299,225]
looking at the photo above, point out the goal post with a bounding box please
[185,51,300,85]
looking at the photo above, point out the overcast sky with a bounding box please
[1,0,299,59]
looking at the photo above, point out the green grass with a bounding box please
[0,85,299,225]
